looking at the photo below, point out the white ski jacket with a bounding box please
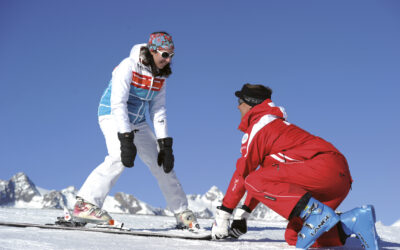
[98,43,168,139]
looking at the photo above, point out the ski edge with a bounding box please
[0,221,211,240]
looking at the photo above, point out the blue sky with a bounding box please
[1,0,399,225]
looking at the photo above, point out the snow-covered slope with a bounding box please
[1,173,399,249]
[0,207,400,250]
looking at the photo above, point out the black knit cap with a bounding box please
[235,83,272,107]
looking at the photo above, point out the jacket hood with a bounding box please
[238,99,287,132]
[129,43,147,60]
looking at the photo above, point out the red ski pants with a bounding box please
[244,152,352,247]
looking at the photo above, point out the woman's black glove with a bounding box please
[157,137,174,173]
[117,131,137,168]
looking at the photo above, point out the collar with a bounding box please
[238,99,287,132]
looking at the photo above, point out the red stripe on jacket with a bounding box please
[131,72,165,91]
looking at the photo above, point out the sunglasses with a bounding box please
[157,50,175,59]
[238,98,245,105]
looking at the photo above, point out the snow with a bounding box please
[0,207,399,250]
[13,196,45,209]
[392,220,400,227]
[35,187,50,196]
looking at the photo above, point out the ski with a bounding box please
[0,221,212,240]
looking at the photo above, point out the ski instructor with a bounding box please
[73,31,199,230]
[211,83,379,249]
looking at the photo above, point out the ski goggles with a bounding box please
[157,50,175,59]
[238,96,264,106]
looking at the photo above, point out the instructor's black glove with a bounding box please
[118,131,137,168]
[229,206,250,238]
[157,137,174,173]
[230,219,247,238]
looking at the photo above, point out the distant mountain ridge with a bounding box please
[0,172,282,221]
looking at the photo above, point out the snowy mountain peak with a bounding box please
[203,186,224,202]
[0,172,40,205]
[62,186,77,194]
[11,172,40,201]
[104,192,159,215]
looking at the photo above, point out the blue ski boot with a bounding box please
[339,205,380,249]
[296,197,340,249]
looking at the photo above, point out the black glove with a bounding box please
[157,137,174,173]
[118,131,137,168]
[229,206,250,238]
[229,219,247,238]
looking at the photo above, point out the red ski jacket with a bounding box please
[222,99,345,210]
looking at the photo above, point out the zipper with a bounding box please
[145,77,154,100]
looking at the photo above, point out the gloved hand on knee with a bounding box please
[229,206,251,238]
[157,137,174,173]
[118,131,137,168]
[211,205,233,240]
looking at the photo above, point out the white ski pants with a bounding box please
[78,115,188,213]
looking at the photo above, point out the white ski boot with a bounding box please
[175,209,200,231]
[72,197,113,225]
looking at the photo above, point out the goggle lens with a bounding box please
[157,50,174,59]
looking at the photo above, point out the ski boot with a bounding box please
[339,205,380,249]
[175,209,200,231]
[72,197,113,225]
[296,197,340,249]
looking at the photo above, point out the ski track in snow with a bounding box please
[0,208,399,250]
